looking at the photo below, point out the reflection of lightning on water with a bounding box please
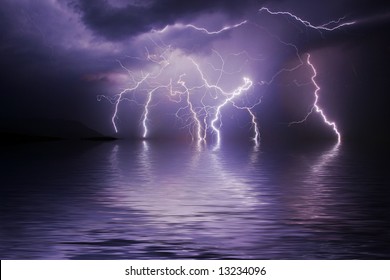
[99,6,353,145]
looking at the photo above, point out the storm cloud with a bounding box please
[0,0,388,141]
[68,0,264,40]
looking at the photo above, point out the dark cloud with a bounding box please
[345,0,390,16]
[70,0,264,40]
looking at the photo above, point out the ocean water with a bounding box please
[0,140,389,259]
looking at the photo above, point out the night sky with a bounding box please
[0,0,389,143]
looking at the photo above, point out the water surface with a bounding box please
[1,140,389,259]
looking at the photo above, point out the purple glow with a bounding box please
[98,7,351,144]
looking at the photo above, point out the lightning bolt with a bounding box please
[289,54,342,144]
[259,7,355,32]
[247,109,260,146]
[112,73,150,133]
[98,6,352,146]
[190,55,258,145]
[154,20,247,34]
[142,84,171,138]
[210,77,253,145]
[176,74,205,142]
[183,20,248,35]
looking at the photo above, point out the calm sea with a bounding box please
[0,140,389,259]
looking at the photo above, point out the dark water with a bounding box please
[1,140,389,259]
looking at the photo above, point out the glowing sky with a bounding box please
[0,0,388,143]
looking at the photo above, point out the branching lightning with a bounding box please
[176,74,204,142]
[289,54,342,144]
[112,73,150,133]
[259,7,355,32]
[209,77,253,145]
[98,6,352,145]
